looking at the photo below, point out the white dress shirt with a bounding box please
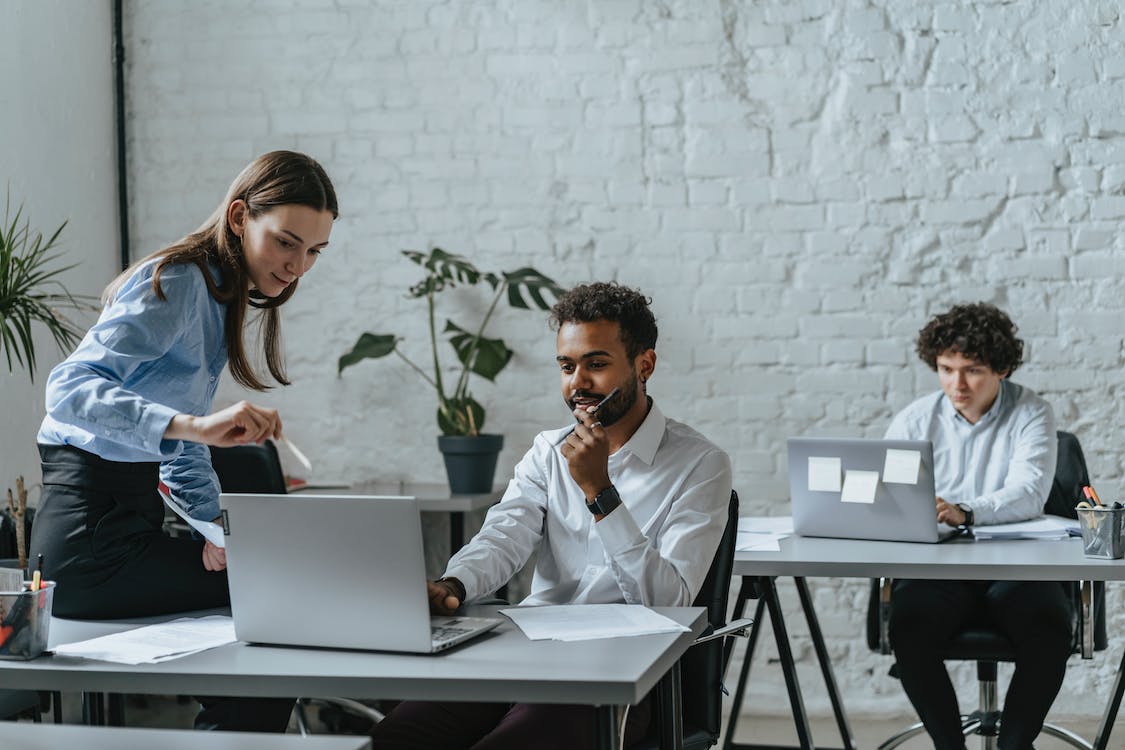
[444,401,733,607]
[884,380,1057,526]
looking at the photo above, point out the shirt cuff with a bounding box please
[139,402,181,455]
[442,564,481,602]
[593,502,644,556]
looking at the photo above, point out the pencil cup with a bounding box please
[0,583,54,660]
[1076,507,1125,560]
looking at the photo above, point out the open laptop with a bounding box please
[788,437,963,543]
[219,493,502,653]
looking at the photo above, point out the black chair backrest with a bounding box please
[1044,431,1090,520]
[209,442,288,495]
[680,490,739,737]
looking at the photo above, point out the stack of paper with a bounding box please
[500,604,689,642]
[53,615,236,664]
[972,516,1079,541]
[736,516,793,552]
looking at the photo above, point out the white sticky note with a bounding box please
[841,470,880,504]
[883,449,922,485]
[808,457,842,492]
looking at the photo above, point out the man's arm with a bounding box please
[596,449,733,606]
[970,400,1057,525]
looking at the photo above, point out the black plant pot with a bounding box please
[437,434,504,494]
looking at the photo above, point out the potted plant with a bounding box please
[1,194,89,571]
[338,248,563,493]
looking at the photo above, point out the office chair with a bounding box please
[638,490,752,750]
[866,430,1108,750]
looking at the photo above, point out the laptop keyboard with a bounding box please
[430,616,498,648]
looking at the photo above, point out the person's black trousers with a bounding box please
[889,578,1074,750]
[31,444,292,732]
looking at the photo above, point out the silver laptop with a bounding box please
[788,437,963,543]
[219,493,502,653]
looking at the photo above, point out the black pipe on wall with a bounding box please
[112,0,129,271]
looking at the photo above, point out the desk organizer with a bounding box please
[1076,507,1125,559]
[0,583,53,660]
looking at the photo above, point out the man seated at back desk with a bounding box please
[884,302,1070,750]
[370,282,732,749]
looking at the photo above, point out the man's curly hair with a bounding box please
[916,302,1023,376]
[549,282,657,359]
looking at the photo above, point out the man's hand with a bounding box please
[427,578,464,616]
[166,401,282,447]
[560,406,612,500]
[202,540,227,571]
[935,496,967,526]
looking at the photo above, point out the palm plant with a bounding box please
[339,248,563,436]
[0,195,88,378]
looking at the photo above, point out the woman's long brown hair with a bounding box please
[104,151,338,391]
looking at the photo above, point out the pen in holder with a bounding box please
[0,581,54,660]
[1075,505,1125,560]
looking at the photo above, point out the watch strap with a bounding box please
[587,485,622,516]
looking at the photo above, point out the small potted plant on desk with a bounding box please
[0,195,89,571]
[338,248,563,493]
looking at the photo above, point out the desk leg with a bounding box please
[1093,646,1125,750]
[450,512,464,553]
[795,578,856,750]
[655,660,685,750]
[722,595,766,749]
[760,576,816,749]
[594,704,623,750]
[82,692,105,726]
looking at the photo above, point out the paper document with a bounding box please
[808,457,842,492]
[736,516,792,552]
[160,489,225,548]
[972,516,1079,541]
[500,604,690,642]
[841,470,879,503]
[0,568,24,592]
[54,615,236,665]
[736,533,783,552]
[883,449,921,485]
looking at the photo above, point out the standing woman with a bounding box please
[30,151,337,730]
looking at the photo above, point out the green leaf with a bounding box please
[404,248,481,298]
[438,395,485,436]
[502,267,564,310]
[444,320,512,382]
[337,333,399,374]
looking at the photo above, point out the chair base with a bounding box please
[878,712,1093,750]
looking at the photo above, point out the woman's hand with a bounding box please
[202,540,227,572]
[165,401,282,447]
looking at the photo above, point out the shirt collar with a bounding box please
[612,399,666,466]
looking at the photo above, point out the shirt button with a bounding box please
[209,376,216,382]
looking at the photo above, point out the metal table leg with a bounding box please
[1093,645,1125,750]
[795,577,856,750]
[594,704,624,750]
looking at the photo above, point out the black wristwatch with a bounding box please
[956,503,975,527]
[587,485,622,517]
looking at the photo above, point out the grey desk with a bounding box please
[292,481,503,553]
[726,532,1125,750]
[0,605,706,750]
[0,723,372,750]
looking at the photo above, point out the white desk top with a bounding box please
[0,724,371,750]
[735,533,1125,581]
[291,481,502,513]
[0,605,705,707]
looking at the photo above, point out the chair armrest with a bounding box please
[692,617,754,646]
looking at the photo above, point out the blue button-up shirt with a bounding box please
[38,259,228,521]
[884,379,1057,525]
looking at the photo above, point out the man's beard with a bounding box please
[568,375,639,428]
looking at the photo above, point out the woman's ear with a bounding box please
[227,199,249,238]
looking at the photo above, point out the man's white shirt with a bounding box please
[444,401,733,607]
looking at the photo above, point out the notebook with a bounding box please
[788,437,963,543]
[219,493,501,653]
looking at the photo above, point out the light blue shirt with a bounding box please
[884,379,1057,526]
[38,259,228,521]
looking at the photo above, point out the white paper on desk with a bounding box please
[883,449,921,485]
[841,470,879,503]
[159,489,225,548]
[972,516,1079,541]
[737,516,794,535]
[0,568,24,592]
[736,532,784,552]
[53,615,236,665]
[500,604,690,642]
[807,457,842,492]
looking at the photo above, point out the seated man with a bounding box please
[371,282,732,749]
[885,302,1071,750]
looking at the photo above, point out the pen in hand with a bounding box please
[556,387,620,445]
[279,435,313,473]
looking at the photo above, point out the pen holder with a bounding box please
[0,583,53,660]
[1076,507,1125,560]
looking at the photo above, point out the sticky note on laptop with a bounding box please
[883,449,921,485]
[841,470,879,503]
[808,457,842,492]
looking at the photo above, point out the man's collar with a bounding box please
[613,399,665,465]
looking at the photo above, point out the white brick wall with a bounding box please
[124,0,1125,722]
